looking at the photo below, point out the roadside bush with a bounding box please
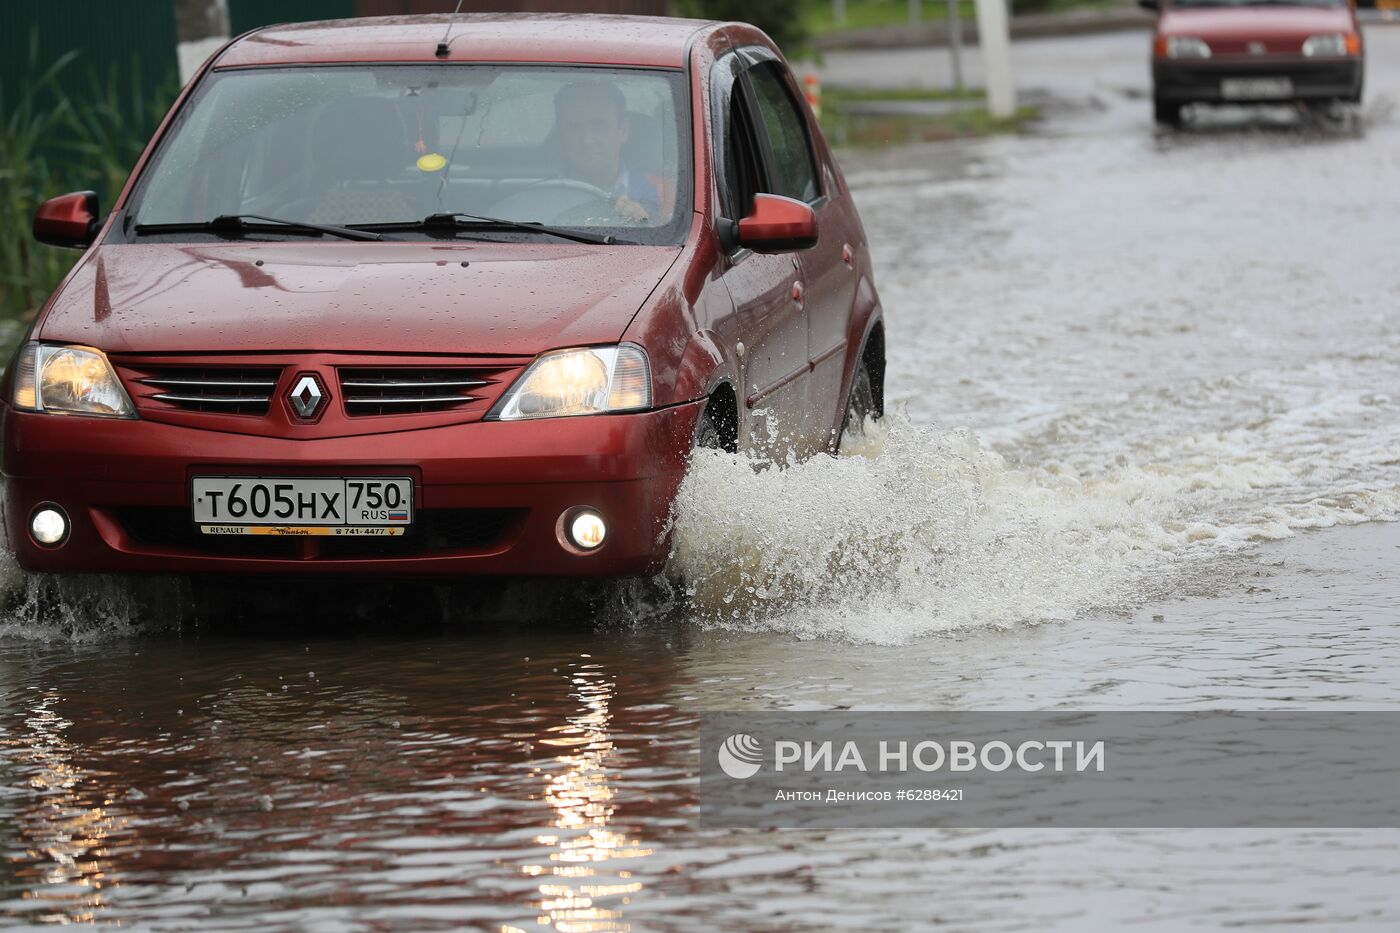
[0,44,78,321]
[0,36,176,322]
[675,0,807,53]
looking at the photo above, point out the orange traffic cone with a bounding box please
[803,71,822,120]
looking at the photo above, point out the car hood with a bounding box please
[39,241,682,355]
[1159,5,1354,41]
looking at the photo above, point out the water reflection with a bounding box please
[514,662,652,933]
[0,636,692,930]
[1,692,125,923]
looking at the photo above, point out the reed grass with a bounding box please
[0,32,176,321]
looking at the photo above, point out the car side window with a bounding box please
[744,61,820,204]
[723,91,763,220]
[712,52,764,222]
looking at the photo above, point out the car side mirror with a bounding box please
[33,191,99,249]
[1138,0,1159,10]
[722,193,818,254]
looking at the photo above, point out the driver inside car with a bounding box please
[553,81,664,224]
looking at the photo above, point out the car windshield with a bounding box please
[129,65,691,245]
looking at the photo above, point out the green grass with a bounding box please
[1043,0,1125,11]
[801,0,1124,37]
[803,0,978,35]
[824,85,984,105]
[819,84,1039,147]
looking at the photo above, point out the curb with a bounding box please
[811,8,1157,51]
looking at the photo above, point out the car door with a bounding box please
[711,50,808,457]
[742,55,861,450]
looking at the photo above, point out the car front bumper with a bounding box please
[2,399,704,578]
[1153,57,1363,103]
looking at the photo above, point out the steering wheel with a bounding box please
[490,178,623,225]
[537,178,615,200]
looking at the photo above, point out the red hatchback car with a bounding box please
[5,14,884,580]
[1144,0,1364,125]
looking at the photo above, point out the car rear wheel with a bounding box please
[1154,99,1184,127]
[838,358,876,452]
[694,407,723,451]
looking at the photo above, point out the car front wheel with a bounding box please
[1154,99,1183,127]
[838,357,877,453]
[694,407,723,451]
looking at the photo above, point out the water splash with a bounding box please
[0,553,185,642]
[663,416,1400,644]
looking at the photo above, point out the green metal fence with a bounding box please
[229,0,357,36]
[0,2,181,320]
[0,1,179,153]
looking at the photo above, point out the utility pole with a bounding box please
[947,0,965,92]
[174,0,230,83]
[974,0,1016,118]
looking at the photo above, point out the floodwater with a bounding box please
[3,26,1400,932]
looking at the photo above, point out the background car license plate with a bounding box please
[1221,78,1292,100]
[192,477,413,532]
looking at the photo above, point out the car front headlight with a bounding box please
[1166,36,1212,60]
[490,344,651,420]
[1302,33,1358,58]
[10,343,136,417]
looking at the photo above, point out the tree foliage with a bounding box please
[676,0,808,54]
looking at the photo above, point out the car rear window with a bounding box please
[128,64,691,245]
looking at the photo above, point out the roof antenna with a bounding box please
[436,0,464,57]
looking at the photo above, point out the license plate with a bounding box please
[1221,78,1293,100]
[192,476,413,532]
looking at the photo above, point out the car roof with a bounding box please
[217,13,716,70]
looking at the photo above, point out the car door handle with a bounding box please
[791,281,804,305]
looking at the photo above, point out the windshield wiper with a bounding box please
[135,214,381,242]
[354,212,631,246]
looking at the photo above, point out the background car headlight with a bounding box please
[1165,36,1212,60]
[10,343,135,417]
[491,344,651,421]
[1302,33,1357,58]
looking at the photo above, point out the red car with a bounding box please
[1144,0,1364,125]
[5,14,884,579]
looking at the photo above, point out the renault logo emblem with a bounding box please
[288,374,326,420]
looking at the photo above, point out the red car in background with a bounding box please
[1143,0,1364,125]
[5,14,884,579]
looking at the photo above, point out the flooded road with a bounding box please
[4,25,1400,931]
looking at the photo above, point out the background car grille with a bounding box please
[113,507,522,558]
[137,367,283,415]
[337,367,499,416]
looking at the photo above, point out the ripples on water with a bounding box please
[0,640,706,929]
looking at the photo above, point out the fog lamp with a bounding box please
[30,506,69,547]
[567,510,607,551]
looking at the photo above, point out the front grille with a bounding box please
[1156,61,1359,93]
[338,368,496,416]
[113,507,521,558]
[136,367,283,415]
[326,509,519,557]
